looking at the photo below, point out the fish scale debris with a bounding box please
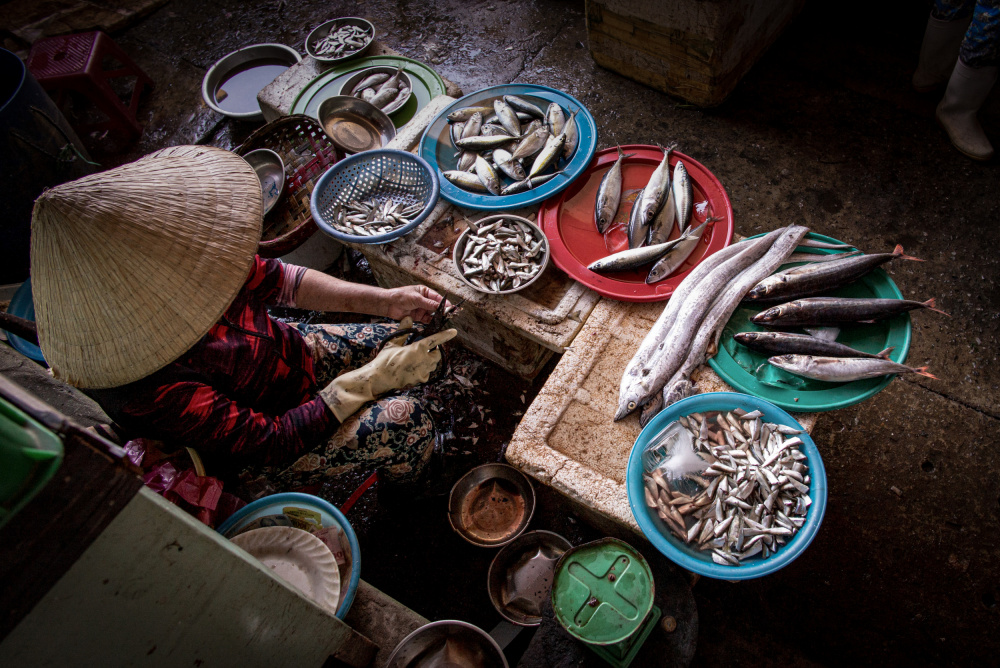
[642,409,811,566]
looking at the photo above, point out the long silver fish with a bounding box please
[546,103,566,136]
[800,238,856,250]
[456,135,518,151]
[647,181,676,246]
[447,105,495,122]
[492,148,526,181]
[768,355,937,382]
[617,226,807,421]
[752,296,947,327]
[635,146,673,243]
[625,187,647,248]
[645,220,710,284]
[511,127,550,160]
[562,111,579,161]
[503,94,546,119]
[744,244,923,303]
[494,98,522,137]
[499,171,564,195]
[784,250,862,264]
[672,161,693,233]
[528,131,566,178]
[443,170,489,192]
[733,331,894,359]
[474,155,501,195]
[594,146,636,234]
[587,236,689,273]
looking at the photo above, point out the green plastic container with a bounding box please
[0,396,63,528]
[551,538,661,668]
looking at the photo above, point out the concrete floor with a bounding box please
[55,0,1000,664]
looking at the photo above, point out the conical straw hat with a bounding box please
[30,145,263,389]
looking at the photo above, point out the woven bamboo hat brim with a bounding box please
[30,145,263,389]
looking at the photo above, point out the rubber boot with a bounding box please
[936,60,998,161]
[912,15,970,92]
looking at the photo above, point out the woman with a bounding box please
[30,145,456,494]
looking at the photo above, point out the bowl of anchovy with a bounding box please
[310,149,440,245]
[452,214,550,294]
[626,391,827,580]
[305,17,375,63]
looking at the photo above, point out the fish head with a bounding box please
[767,354,799,372]
[733,332,758,345]
[751,306,782,323]
[596,210,613,231]
[614,384,647,421]
[744,283,771,300]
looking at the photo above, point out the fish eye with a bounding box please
[628,401,636,410]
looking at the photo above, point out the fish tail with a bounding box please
[921,298,950,316]
[877,346,895,360]
[616,145,623,159]
[911,365,938,379]
[892,244,924,262]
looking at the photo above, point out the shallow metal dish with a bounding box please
[448,463,535,548]
[242,148,286,215]
[202,43,301,121]
[487,530,572,626]
[385,620,508,668]
[317,95,396,154]
[305,17,375,64]
[452,214,550,295]
[339,66,413,116]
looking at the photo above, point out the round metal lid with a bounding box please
[551,538,655,646]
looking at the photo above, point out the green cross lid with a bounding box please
[551,538,655,646]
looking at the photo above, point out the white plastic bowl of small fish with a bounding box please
[627,392,827,580]
[305,17,375,63]
[452,214,550,295]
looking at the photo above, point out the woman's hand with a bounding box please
[383,285,449,324]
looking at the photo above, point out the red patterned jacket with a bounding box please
[88,256,334,466]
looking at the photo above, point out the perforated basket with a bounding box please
[311,149,440,244]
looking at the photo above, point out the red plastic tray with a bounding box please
[537,145,734,302]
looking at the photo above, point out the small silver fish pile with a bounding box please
[312,22,372,58]
[442,95,578,197]
[350,67,410,112]
[328,198,424,237]
[643,409,811,566]
[457,218,546,292]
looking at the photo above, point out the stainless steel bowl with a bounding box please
[448,463,535,548]
[385,620,509,668]
[202,44,301,121]
[487,530,572,626]
[242,148,285,215]
[305,17,375,64]
[339,66,413,116]
[452,214,551,295]
[316,96,396,154]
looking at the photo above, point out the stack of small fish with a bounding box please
[327,197,424,237]
[456,218,546,293]
[311,22,372,59]
[350,67,410,112]
[588,146,707,284]
[441,95,578,196]
[738,243,945,382]
[643,409,811,566]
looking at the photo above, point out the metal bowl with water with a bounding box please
[202,44,301,121]
[385,620,508,668]
[317,96,396,154]
[448,463,535,548]
[487,530,571,626]
[242,148,285,215]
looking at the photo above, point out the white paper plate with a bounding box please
[232,526,341,614]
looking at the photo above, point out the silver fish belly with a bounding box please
[645,220,709,284]
[672,161,693,233]
[594,146,633,234]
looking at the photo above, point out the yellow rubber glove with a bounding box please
[319,320,458,422]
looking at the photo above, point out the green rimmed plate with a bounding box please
[707,233,912,412]
[291,55,446,128]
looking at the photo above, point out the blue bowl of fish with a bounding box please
[311,149,440,244]
[418,83,597,211]
[627,392,827,580]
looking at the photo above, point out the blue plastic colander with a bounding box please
[311,149,440,244]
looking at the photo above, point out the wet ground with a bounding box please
[32,0,1000,664]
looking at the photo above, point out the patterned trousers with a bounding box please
[239,322,436,495]
[934,0,1000,67]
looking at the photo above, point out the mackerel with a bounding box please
[625,187,647,249]
[645,220,710,284]
[562,111,579,161]
[511,127,550,160]
[443,170,489,192]
[768,355,937,382]
[594,146,636,234]
[448,105,495,122]
[588,235,689,273]
[494,98,522,137]
[456,135,518,151]
[352,72,389,95]
[752,296,947,327]
[492,148,526,181]
[474,155,502,195]
[634,146,673,244]
[499,171,564,195]
[672,161,693,233]
[461,112,483,140]
[546,103,566,136]
[616,226,807,421]
[528,131,565,178]
[734,331,894,359]
[648,182,677,246]
[744,244,923,303]
[503,94,546,119]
